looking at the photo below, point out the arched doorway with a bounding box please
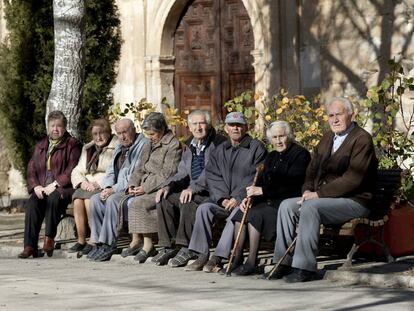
[173,0,255,125]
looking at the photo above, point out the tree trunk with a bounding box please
[46,0,85,138]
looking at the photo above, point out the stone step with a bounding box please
[0,212,25,228]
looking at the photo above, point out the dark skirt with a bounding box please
[232,199,282,242]
[72,188,100,200]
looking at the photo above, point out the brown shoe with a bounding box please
[203,255,223,273]
[185,253,208,271]
[18,246,39,259]
[42,236,55,257]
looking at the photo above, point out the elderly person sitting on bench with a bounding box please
[69,118,118,254]
[228,121,310,275]
[124,112,182,263]
[170,112,267,271]
[268,97,378,282]
[19,111,81,258]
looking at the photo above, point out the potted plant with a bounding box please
[359,59,414,204]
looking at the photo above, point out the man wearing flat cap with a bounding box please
[168,111,267,270]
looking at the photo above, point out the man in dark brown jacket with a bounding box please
[270,97,378,282]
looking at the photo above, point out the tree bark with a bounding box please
[46,0,85,138]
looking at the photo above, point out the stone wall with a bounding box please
[298,0,414,100]
[113,0,413,109]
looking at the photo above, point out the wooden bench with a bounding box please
[255,169,403,267]
[321,169,402,267]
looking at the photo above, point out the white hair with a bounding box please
[325,97,354,115]
[266,121,294,142]
[188,110,211,126]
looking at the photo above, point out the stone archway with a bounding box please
[145,0,269,116]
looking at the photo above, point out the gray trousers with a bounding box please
[273,197,370,272]
[89,192,123,245]
[188,202,239,256]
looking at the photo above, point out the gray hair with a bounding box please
[188,110,211,126]
[266,121,294,142]
[47,110,67,127]
[141,112,168,133]
[115,118,136,132]
[325,97,354,115]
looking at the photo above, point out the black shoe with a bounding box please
[185,253,209,271]
[86,245,100,259]
[152,248,179,266]
[121,244,142,258]
[169,248,197,268]
[262,264,292,280]
[233,263,257,276]
[203,255,223,273]
[283,268,318,283]
[80,244,93,256]
[68,242,86,253]
[93,245,117,262]
[88,245,108,261]
[134,248,158,264]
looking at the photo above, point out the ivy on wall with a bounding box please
[0,0,121,174]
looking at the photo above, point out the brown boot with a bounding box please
[18,246,39,259]
[42,236,55,257]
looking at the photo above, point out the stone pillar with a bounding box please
[280,0,300,94]
[251,49,266,96]
[145,55,175,110]
[113,0,146,106]
[159,55,176,107]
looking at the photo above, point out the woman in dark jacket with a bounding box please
[18,111,82,258]
[230,121,311,275]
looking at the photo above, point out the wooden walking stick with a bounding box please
[226,164,264,276]
[266,236,297,279]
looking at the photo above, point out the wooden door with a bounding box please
[174,0,254,126]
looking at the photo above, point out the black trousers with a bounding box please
[156,192,207,248]
[24,191,68,248]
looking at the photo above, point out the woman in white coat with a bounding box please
[69,119,117,254]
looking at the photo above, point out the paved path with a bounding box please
[1,211,413,310]
[0,256,413,311]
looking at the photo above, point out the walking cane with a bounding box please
[225,164,264,276]
[266,236,297,279]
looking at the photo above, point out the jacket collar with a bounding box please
[114,132,143,153]
[185,127,217,148]
[223,134,252,149]
[39,131,72,150]
[153,130,175,148]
